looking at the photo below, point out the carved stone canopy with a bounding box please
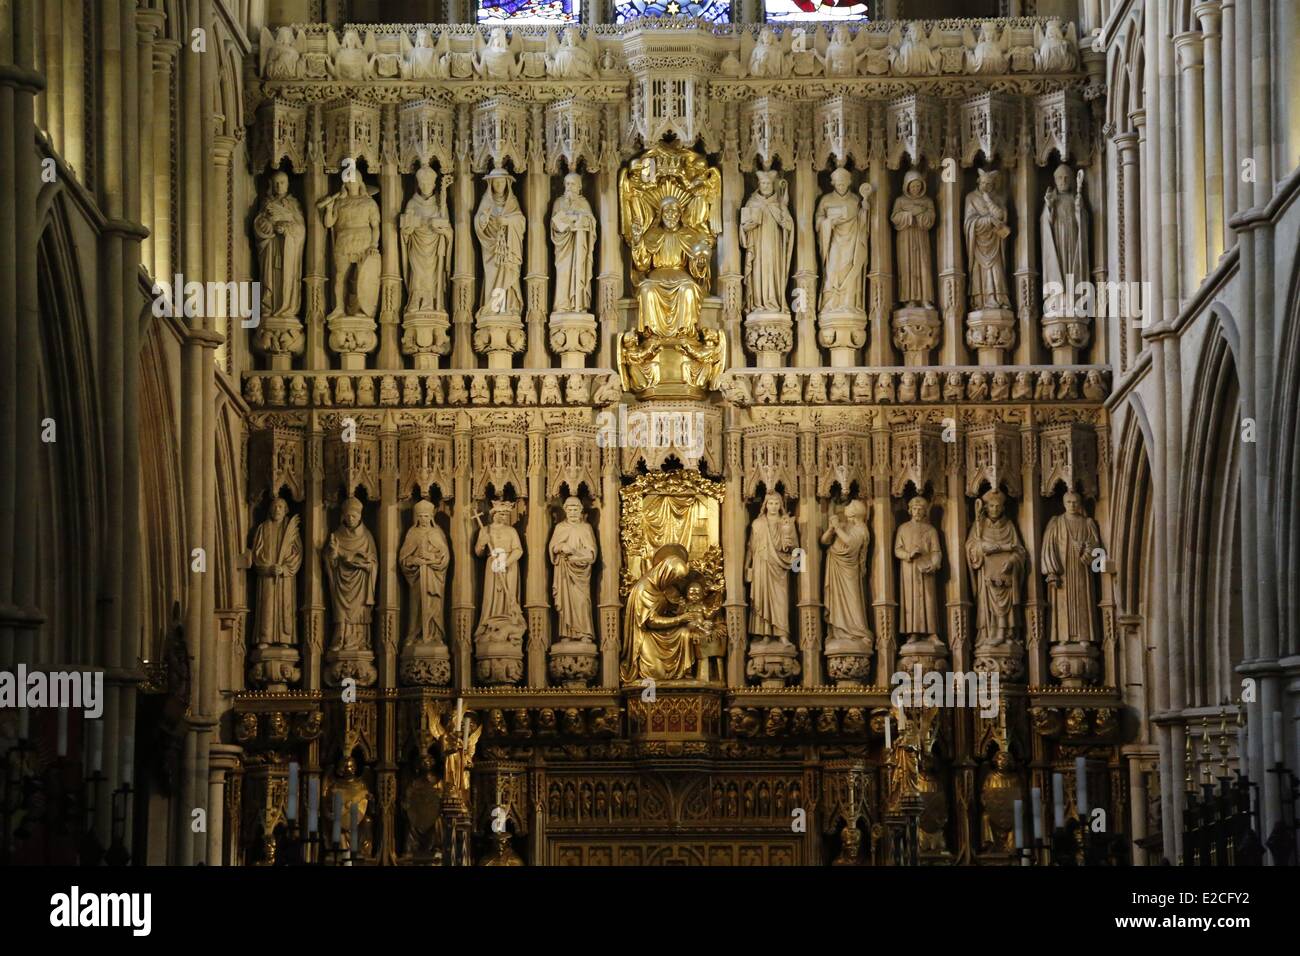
[324,422,380,504]
[398,424,454,501]
[255,100,308,173]
[471,423,528,500]
[741,96,798,173]
[1034,89,1091,166]
[545,96,605,174]
[742,424,800,502]
[890,423,945,498]
[816,427,872,499]
[887,93,944,170]
[398,99,457,173]
[1039,421,1098,498]
[815,95,873,171]
[964,420,1023,498]
[473,95,531,173]
[248,426,305,503]
[960,92,1020,168]
[547,424,600,499]
[322,98,382,173]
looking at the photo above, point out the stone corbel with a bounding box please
[397,424,455,501]
[964,420,1023,498]
[254,100,308,173]
[960,92,1020,168]
[889,423,945,498]
[740,96,798,173]
[472,96,531,173]
[321,98,382,172]
[886,93,943,170]
[398,98,457,174]
[1034,90,1091,167]
[742,424,800,501]
[545,96,604,174]
[1038,421,1098,498]
[816,428,872,499]
[247,425,306,503]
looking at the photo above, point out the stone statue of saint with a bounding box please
[400,165,453,315]
[318,178,381,320]
[748,26,785,78]
[399,499,449,647]
[894,496,943,640]
[1040,164,1090,314]
[621,543,695,682]
[1040,492,1101,644]
[325,496,378,651]
[251,497,301,647]
[965,489,1026,649]
[549,496,597,643]
[746,491,798,645]
[402,28,443,80]
[546,26,595,79]
[329,28,373,81]
[816,168,873,317]
[740,170,795,315]
[821,500,873,645]
[964,169,1012,310]
[891,169,936,307]
[253,170,306,318]
[475,26,520,81]
[474,168,526,318]
[471,500,527,645]
[549,173,597,315]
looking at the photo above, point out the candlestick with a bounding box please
[1075,756,1088,815]
[1052,773,1065,828]
[89,720,104,774]
[287,762,299,822]
[1030,786,1043,841]
[884,717,891,750]
[1013,798,1024,849]
[1272,711,1283,764]
[456,698,464,729]
[332,792,343,845]
[56,708,68,757]
[307,776,320,834]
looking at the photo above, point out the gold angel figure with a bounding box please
[617,143,726,399]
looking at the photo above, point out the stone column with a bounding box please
[1174,32,1208,297]
[305,109,329,369]
[723,417,747,687]
[870,424,897,686]
[1011,147,1041,366]
[378,109,403,370]
[451,106,476,369]
[943,473,971,677]
[797,426,823,686]
[792,130,820,367]
[719,105,746,369]
[302,417,327,691]
[1195,3,1225,264]
[1020,422,1047,687]
[524,106,549,370]
[937,148,968,365]
[60,1,84,177]
[39,0,60,150]
[212,134,237,374]
[376,413,399,688]
[525,421,550,686]
[1114,132,1142,368]
[136,9,163,272]
[151,40,179,281]
[1219,0,1237,248]
[867,153,895,366]
[597,445,621,688]
[596,106,623,371]
[451,414,474,690]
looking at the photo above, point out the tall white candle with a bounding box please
[287,762,299,822]
[1013,798,1024,849]
[1052,773,1065,828]
[1031,787,1043,841]
[1272,711,1284,765]
[56,709,68,757]
[1075,757,1088,815]
[89,721,104,774]
[121,735,134,784]
[332,791,343,845]
[307,776,320,834]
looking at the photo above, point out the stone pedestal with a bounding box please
[817,309,868,367]
[474,638,524,686]
[548,639,599,687]
[474,311,525,369]
[327,315,378,369]
[896,636,949,674]
[824,636,874,687]
[746,638,801,688]
[401,309,451,369]
[973,640,1025,682]
[965,307,1015,365]
[548,311,597,369]
[324,647,377,688]
[247,644,301,691]
[255,315,305,370]
[399,641,451,686]
[743,309,793,368]
[891,305,941,366]
[1049,641,1100,688]
[1041,314,1091,365]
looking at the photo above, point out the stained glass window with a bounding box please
[764,0,869,22]
[477,0,582,24]
[614,0,732,23]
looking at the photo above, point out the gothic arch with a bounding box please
[1178,312,1243,708]
[1273,247,1300,657]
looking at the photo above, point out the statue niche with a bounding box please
[617,143,726,400]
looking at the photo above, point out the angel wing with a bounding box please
[259,27,274,76]
[618,163,658,249]
[327,28,340,58]
[464,714,483,761]
[962,25,976,50]
[888,22,902,49]
[1066,22,1078,47]
[738,29,755,77]
[546,29,560,60]
[1033,23,1044,50]
[363,30,376,56]
[436,30,449,56]
[682,166,722,236]
[400,30,414,58]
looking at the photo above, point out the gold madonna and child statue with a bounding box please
[617,143,727,400]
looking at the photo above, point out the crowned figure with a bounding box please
[616,143,726,400]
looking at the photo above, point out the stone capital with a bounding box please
[1173,33,1204,72]
[1193,1,1223,36]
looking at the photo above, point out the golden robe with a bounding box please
[632,222,710,338]
[621,549,695,683]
